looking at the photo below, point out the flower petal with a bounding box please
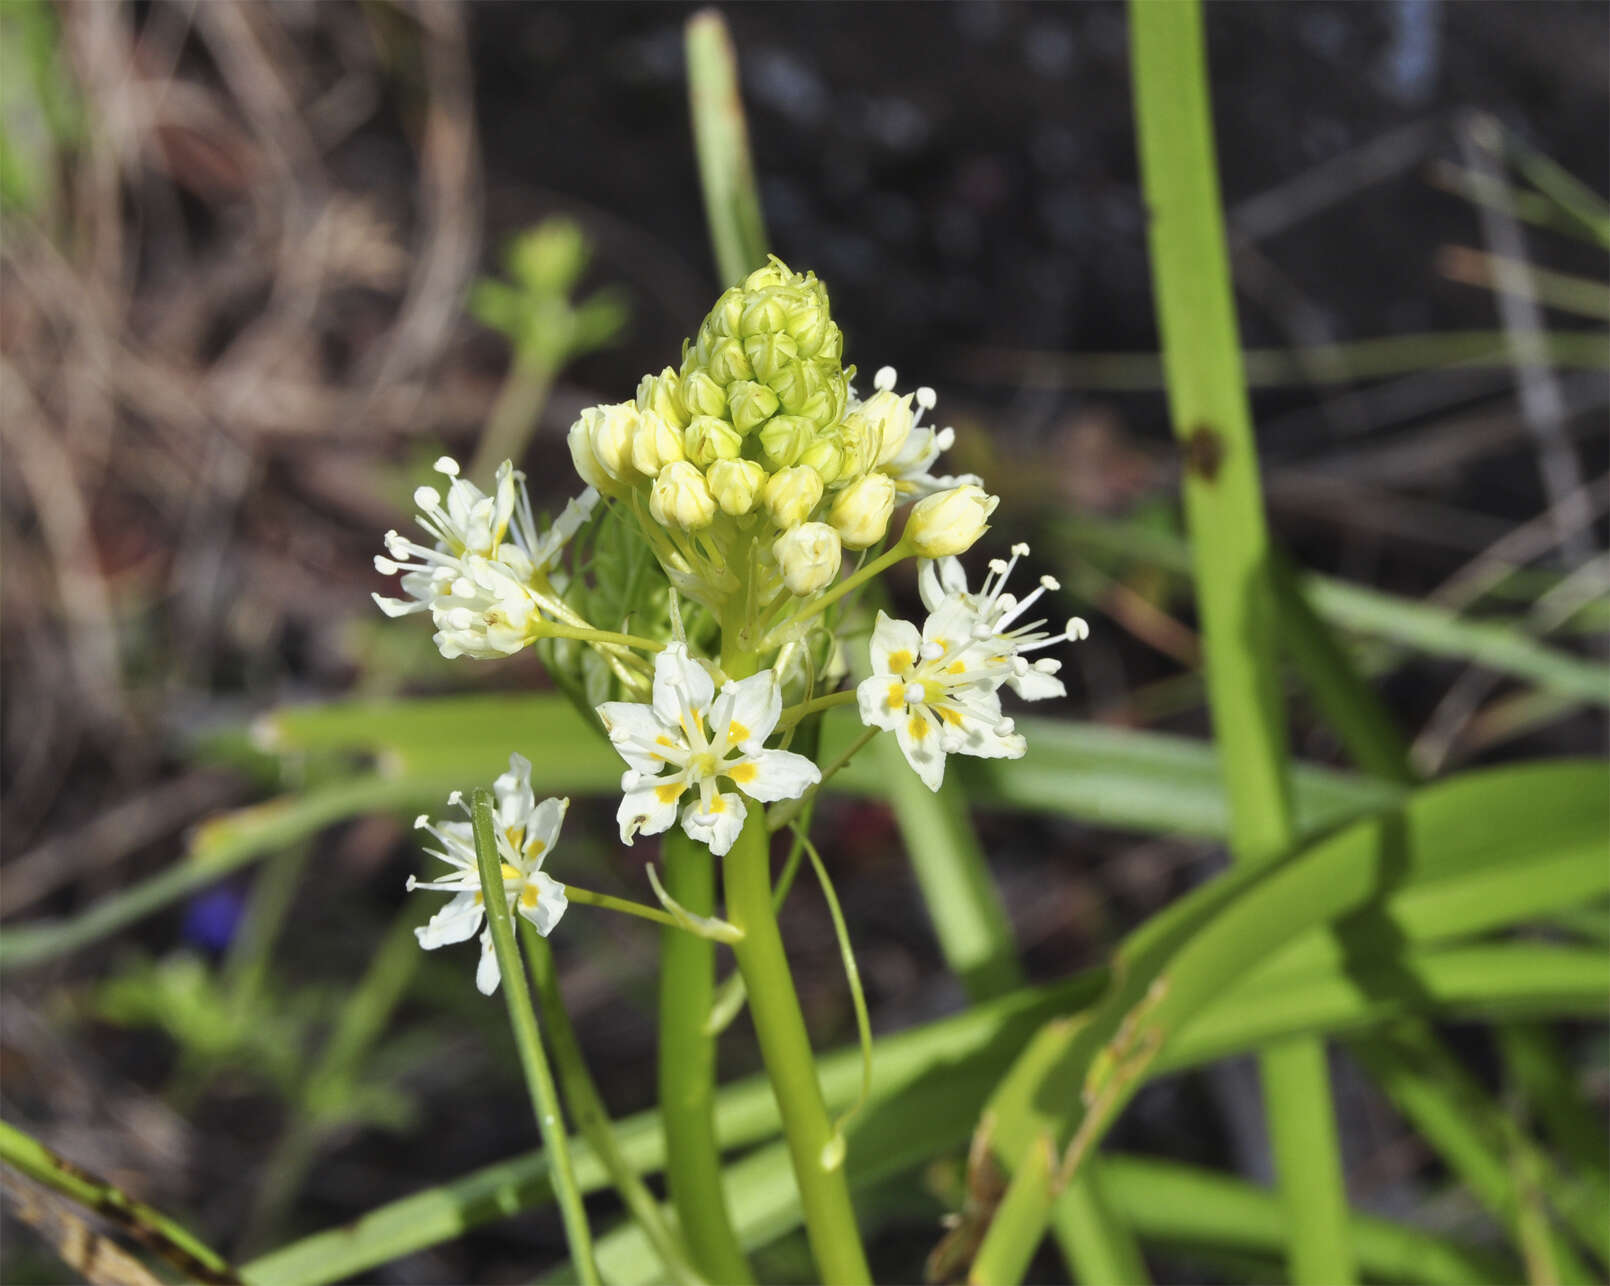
[869,611,923,676]
[718,671,784,748]
[415,891,484,949]
[1008,668,1066,702]
[893,706,947,791]
[617,776,685,844]
[856,673,905,733]
[729,747,820,803]
[494,754,536,832]
[680,791,747,857]
[652,643,715,729]
[599,700,682,775]
[522,795,568,868]
[476,929,502,995]
[516,872,569,937]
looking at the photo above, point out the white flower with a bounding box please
[861,368,982,499]
[373,456,597,658]
[856,607,1026,791]
[598,644,820,856]
[918,543,1089,701]
[407,753,570,995]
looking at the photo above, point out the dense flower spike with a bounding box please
[374,457,598,659]
[918,544,1090,700]
[856,608,1026,790]
[407,754,570,994]
[599,644,819,856]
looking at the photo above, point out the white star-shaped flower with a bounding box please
[598,644,820,857]
[855,606,1026,791]
[373,456,597,658]
[917,543,1089,701]
[407,753,570,994]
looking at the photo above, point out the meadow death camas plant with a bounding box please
[372,256,1087,1280]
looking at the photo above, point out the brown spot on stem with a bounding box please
[1183,424,1225,482]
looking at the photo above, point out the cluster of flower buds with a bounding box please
[568,257,987,611]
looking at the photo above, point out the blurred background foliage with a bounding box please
[0,2,1605,1282]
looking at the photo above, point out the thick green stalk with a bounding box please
[1130,4,1354,1282]
[470,789,599,1286]
[657,829,754,1284]
[523,921,705,1286]
[0,1117,238,1283]
[685,10,769,285]
[723,804,870,1284]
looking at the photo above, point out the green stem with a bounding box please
[657,830,754,1284]
[760,541,911,649]
[470,358,557,485]
[723,805,871,1284]
[563,883,682,931]
[0,1117,239,1283]
[1130,4,1354,1281]
[766,726,878,834]
[470,788,599,1286]
[522,921,705,1286]
[778,687,858,728]
[544,623,666,654]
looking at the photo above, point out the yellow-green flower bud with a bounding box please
[568,411,614,493]
[631,410,685,476]
[680,368,727,420]
[759,414,814,469]
[773,522,842,596]
[769,358,827,417]
[742,259,792,292]
[848,390,915,468]
[744,331,800,384]
[707,458,767,516]
[587,402,639,480]
[905,484,998,557]
[706,287,745,338]
[728,380,780,434]
[650,461,717,531]
[636,367,689,431]
[838,415,879,480]
[798,436,845,485]
[740,293,791,338]
[763,466,825,529]
[703,336,753,386]
[684,415,744,467]
[829,471,896,549]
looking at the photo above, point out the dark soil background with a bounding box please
[2,2,1605,1282]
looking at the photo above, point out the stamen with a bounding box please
[916,387,937,410]
[919,641,944,661]
[1068,617,1090,641]
[874,365,898,392]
